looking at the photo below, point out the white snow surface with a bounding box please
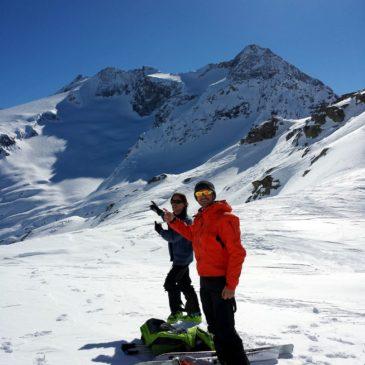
[0,45,365,364]
[0,191,364,365]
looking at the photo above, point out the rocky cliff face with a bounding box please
[103,44,337,184]
[64,65,181,115]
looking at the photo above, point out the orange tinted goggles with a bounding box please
[195,189,214,197]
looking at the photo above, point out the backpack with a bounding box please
[140,318,215,355]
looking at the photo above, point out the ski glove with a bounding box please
[154,221,163,234]
[150,201,164,218]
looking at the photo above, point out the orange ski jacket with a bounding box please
[168,200,246,290]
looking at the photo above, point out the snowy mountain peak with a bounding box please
[92,67,133,97]
[234,43,271,58]
[104,45,337,183]
[228,44,278,71]
[227,44,324,87]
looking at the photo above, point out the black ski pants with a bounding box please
[200,276,250,365]
[164,264,201,315]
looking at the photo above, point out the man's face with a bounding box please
[195,189,215,208]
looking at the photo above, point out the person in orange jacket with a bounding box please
[163,181,250,365]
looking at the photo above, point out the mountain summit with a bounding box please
[1,44,360,245]
[103,44,336,182]
[228,44,325,87]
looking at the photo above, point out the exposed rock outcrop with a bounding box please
[0,134,16,147]
[310,148,330,165]
[355,91,365,103]
[246,175,281,202]
[132,77,177,117]
[15,125,38,139]
[37,111,59,124]
[183,177,193,184]
[0,133,16,159]
[214,102,251,121]
[285,94,353,146]
[240,116,279,144]
[0,147,9,158]
[94,67,132,97]
[303,124,322,139]
[148,173,168,184]
[311,105,345,124]
[334,89,365,104]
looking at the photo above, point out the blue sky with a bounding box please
[0,0,364,108]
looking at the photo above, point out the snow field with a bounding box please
[1,192,364,364]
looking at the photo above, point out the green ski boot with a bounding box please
[182,313,202,324]
[167,311,184,324]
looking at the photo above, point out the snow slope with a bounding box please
[0,181,364,364]
[0,67,164,243]
[0,45,364,365]
[0,45,337,244]
[1,92,364,364]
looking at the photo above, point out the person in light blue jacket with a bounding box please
[151,193,201,324]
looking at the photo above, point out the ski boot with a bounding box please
[181,312,202,324]
[167,311,184,324]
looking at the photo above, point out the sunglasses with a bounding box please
[171,199,184,204]
[195,189,214,198]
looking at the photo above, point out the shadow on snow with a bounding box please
[79,339,282,364]
[80,339,151,365]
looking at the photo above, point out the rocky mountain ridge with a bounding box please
[100,44,337,183]
[1,44,363,245]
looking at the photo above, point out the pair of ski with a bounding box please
[124,343,294,364]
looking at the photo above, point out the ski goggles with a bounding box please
[194,189,214,198]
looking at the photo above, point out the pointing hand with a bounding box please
[150,201,164,218]
[163,208,175,223]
